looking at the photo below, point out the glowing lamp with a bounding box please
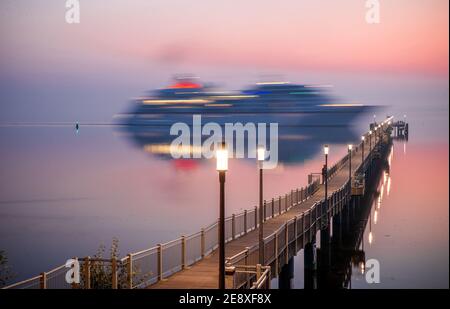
[257,146,265,162]
[216,143,228,171]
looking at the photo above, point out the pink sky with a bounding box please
[0,0,448,78]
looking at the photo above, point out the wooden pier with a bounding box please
[149,120,395,289]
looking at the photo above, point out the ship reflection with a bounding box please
[119,124,361,165]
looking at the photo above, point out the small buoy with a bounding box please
[75,123,79,130]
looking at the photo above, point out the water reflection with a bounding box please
[121,124,361,165]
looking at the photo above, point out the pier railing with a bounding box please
[225,181,351,288]
[227,264,271,289]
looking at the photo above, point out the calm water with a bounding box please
[0,76,448,288]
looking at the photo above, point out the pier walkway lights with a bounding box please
[216,141,228,289]
[369,130,372,151]
[348,144,353,184]
[257,145,265,265]
[323,145,329,219]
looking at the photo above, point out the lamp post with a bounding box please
[216,141,228,290]
[361,136,365,165]
[369,130,372,151]
[348,144,353,184]
[257,145,265,265]
[375,127,378,144]
[323,145,329,219]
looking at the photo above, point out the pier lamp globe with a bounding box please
[216,141,228,289]
[257,146,265,162]
[324,145,329,156]
[216,143,228,172]
[257,145,265,265]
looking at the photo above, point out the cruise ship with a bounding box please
[119,77,375,127]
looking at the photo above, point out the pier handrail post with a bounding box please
[263,200,267,222]
[157,244,163,282]
[254,206,258,230]
[111,256,118,289]
[271,198,275,218]
[296,188,299,205]
[279,196,282,215]
[40,272,47,289]
[200,228,205,258]
[286,193,289,212]
[181,235,186,269]
[256,264,262,281]
[232,214,236,240]
[127,253,134,289]
[244,210,247,234]
[84,256,91,289]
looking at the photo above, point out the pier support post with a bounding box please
[304,239,316,290]
[84,256,91,289]
[279,257,294,289]
[111,257,118,289]
[317,226,332,289]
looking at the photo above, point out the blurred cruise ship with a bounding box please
[119,77,375,127]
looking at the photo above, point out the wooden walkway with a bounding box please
[150,132,378,288]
